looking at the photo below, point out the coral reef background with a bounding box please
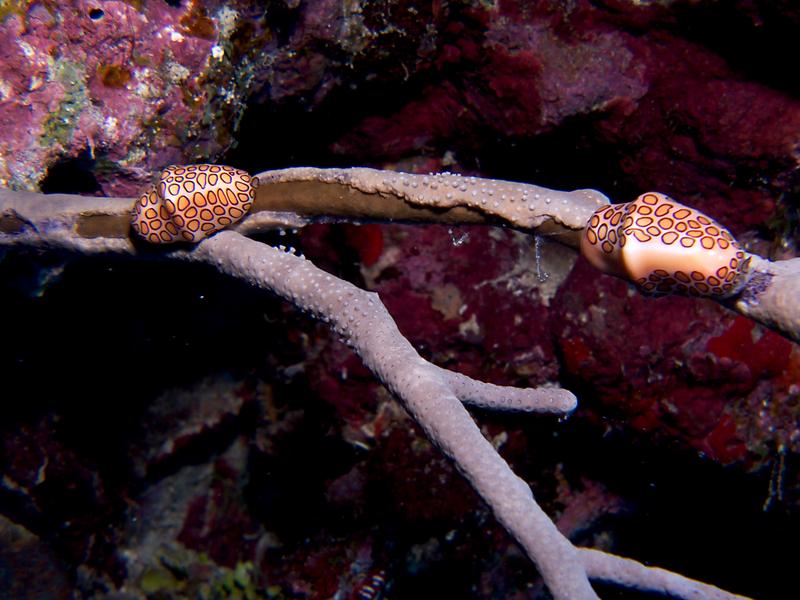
[1,1,798,598]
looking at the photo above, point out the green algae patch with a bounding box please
[41,60,87,148]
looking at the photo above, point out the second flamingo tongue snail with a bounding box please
[580,192,750,298]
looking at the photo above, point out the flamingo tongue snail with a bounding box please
[131,164,257,244]
[580,192,750,298]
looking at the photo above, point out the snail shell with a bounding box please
[580,192,749,298]
[132,164,257,243]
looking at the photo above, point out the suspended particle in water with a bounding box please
[534,235,550,283]
[448,227,470,247]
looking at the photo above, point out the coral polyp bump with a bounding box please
[580,192,750,298]
[131,164,257,244]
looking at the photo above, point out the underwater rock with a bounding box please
[1,2,234,194]
[0,0,444,196]
[329,2,800,238]
[0,515,71,600]
[553,255,799,467]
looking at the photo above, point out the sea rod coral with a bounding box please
[3,165,797,599]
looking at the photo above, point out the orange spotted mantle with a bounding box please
[131,164,257,243]
[580,192,749,298]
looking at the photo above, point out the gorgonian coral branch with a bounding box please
[195,231,595,599]
[251,167,608,246]
[579,549,750,600]
[0,183,757,599]
[731,254,800,343]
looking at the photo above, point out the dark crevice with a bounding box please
[39,151,102,195]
